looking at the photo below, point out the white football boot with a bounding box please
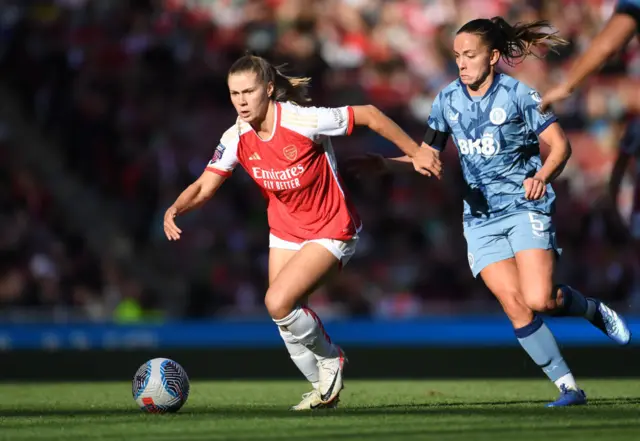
[289,389,340,411]
[317,346,346,405]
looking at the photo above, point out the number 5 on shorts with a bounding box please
[528,212,545,237]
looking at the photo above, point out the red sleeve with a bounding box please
[346,106,355,136]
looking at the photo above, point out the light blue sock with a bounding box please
[515,315,571,383]
[554,284,596,320]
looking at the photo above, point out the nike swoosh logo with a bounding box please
[320,350,344,402]
[321,372,339,402]
[309,402,324,409]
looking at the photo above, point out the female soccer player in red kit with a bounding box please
[163,54,441,410]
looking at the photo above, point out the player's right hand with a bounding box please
[344,153,387,178]
[411,146,442,179]
[164,206,182,241]
[539,84,571,113]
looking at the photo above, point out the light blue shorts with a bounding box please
[463,211,562,278]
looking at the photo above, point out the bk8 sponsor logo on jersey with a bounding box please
[457,133,500,157]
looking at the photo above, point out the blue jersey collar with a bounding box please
[458,73,502,101]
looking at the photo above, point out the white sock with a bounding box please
[585,299,597,321]
[274,306,336,360]
[554,373,579,391]
[278,327,319,389]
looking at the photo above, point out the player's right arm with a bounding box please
[540,1,639,111]
[164,172,227,240]
[164,172,227,241]
[164,128,239,241]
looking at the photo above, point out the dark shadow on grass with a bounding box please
[590,397,640,405]
[1,396,639,420]
[4,422,640,441]
[359,397,640,408]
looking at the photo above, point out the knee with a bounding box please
[499,291,533,324]
[553,285,566,305]
[264,289,295,320]
[524,294,558,314]
[517,275,560,313]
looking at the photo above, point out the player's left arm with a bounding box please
[522,122,572,200]
[352,105,442,178]
[315,104,442,177]
[350,105,421,159]
[536,123,572,185]
[351,105,442,177]
[314,105,420,158]
[517,84,572,200]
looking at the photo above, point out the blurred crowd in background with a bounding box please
[1,0,640,321]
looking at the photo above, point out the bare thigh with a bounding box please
[265,243,340,320]
[269,247,298,285]
[268,247,338,305]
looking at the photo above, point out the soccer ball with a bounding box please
[132,357,190,413]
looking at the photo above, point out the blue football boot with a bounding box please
[546,385,587,408]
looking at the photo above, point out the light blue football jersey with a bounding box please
[427,73,558,226]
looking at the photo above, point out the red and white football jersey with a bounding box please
[205,101,362,243]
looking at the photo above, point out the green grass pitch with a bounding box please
[0,380,639,440]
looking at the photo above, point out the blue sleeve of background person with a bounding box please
[426,91,450,150]
[621,118,640,155]
[514,82,558,137]
[616,0,640,30]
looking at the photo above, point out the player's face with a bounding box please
[453,33,499,88]
[228,71,274,123]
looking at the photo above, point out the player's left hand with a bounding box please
[523,177,547,200]
[539,85,571,113]
[411,147,442,179]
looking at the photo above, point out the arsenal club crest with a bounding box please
[283,145,298,161]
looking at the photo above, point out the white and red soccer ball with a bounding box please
[132,358,190,413]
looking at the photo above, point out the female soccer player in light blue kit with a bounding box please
[351,17,631,407]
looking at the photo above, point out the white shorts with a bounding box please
[268,234,358,267]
